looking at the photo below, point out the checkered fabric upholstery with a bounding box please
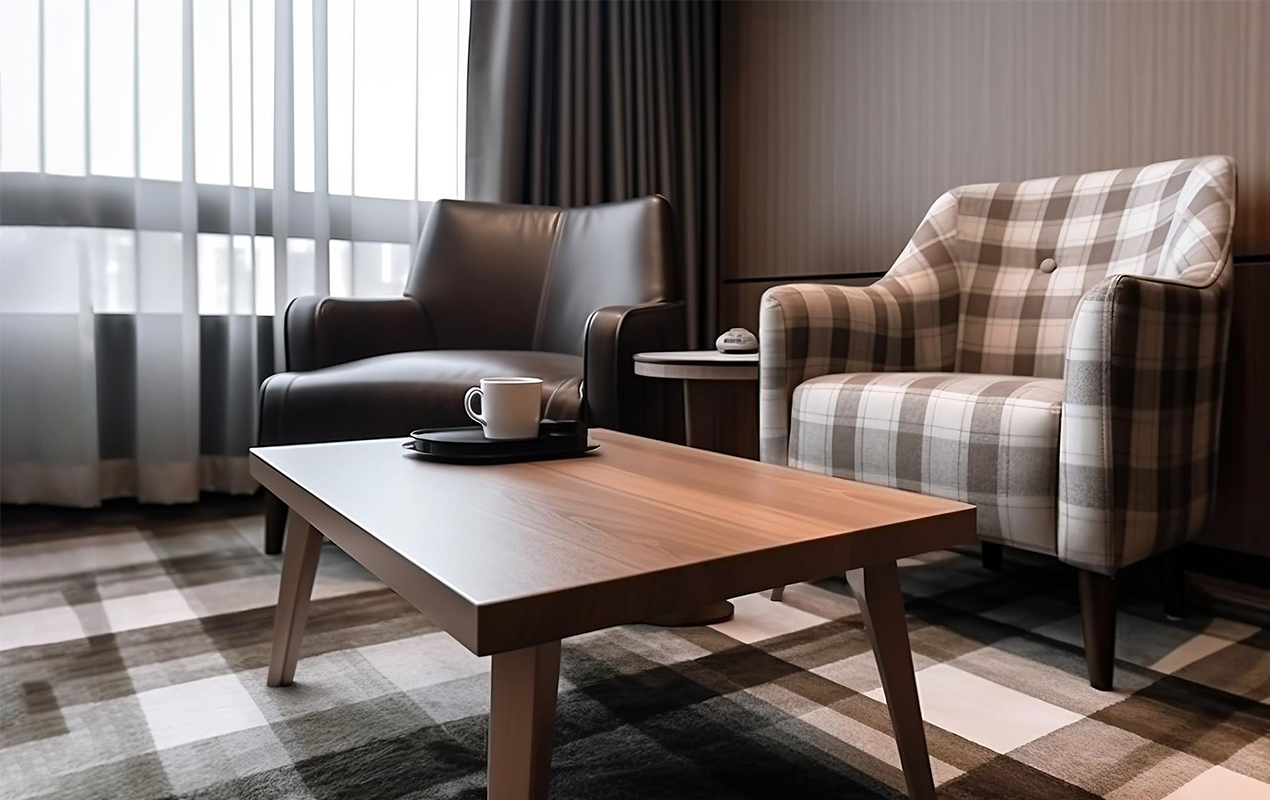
[761,156,1236,574]
[790,373,1064,554]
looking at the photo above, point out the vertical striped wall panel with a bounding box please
[721,0,1269,280]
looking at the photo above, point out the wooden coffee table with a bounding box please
[251,430,975,800]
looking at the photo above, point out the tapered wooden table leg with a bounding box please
[488,641,562,800]
[847,563,935,800]
[266,515,323,687]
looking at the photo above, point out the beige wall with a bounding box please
[721,0,1269,284]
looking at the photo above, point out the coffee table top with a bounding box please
[250,431,974,655]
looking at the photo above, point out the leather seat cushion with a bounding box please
[259,350,583,445]
[788,372,1064,555]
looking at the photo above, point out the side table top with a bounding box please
[634,350,758,381]
[634,350,758,364]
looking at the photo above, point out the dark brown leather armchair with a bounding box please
[258,195,685,553]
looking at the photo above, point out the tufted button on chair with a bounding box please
[760,156,1237,690]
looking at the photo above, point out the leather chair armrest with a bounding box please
[584,301,686,439]
[285,295,433,371]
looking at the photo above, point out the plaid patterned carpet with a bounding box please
[2,506,1269,800]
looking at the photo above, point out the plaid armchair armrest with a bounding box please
[1058,269,1233,575]
[757,194,963,465]
[758,275,958,465]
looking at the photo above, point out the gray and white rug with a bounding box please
[2,507,1268,799]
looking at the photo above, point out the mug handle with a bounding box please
[464,387,485,427]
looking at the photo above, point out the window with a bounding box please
[0,0,469,313]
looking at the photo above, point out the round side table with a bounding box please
[633,350,760,626]
[633,350,759,460]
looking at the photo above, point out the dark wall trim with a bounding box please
[727,261,1268,283]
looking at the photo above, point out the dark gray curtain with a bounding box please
[466,0,719,347]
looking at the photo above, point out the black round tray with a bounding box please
[402,420,598,464]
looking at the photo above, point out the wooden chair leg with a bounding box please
[1158,552,1186,620]
[264,490,288,555]
[770,586,785,602]
[1078,569,1116,691]
[981,541,1003,572]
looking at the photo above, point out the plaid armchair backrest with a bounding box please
[949,155,1236,378]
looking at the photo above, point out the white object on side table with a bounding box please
[715,327,759,354]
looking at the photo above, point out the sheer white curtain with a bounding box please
[0,0,469,506]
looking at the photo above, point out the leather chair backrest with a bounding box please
[405,200,557,351]
[405,196,677,354]
[534,196,677,355]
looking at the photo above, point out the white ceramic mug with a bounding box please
[464,377,543,440]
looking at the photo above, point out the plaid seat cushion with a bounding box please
[789,372,1064,554]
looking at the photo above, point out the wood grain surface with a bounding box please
[250,430,975,655]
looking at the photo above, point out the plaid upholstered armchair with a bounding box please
[760,156,1236,690]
